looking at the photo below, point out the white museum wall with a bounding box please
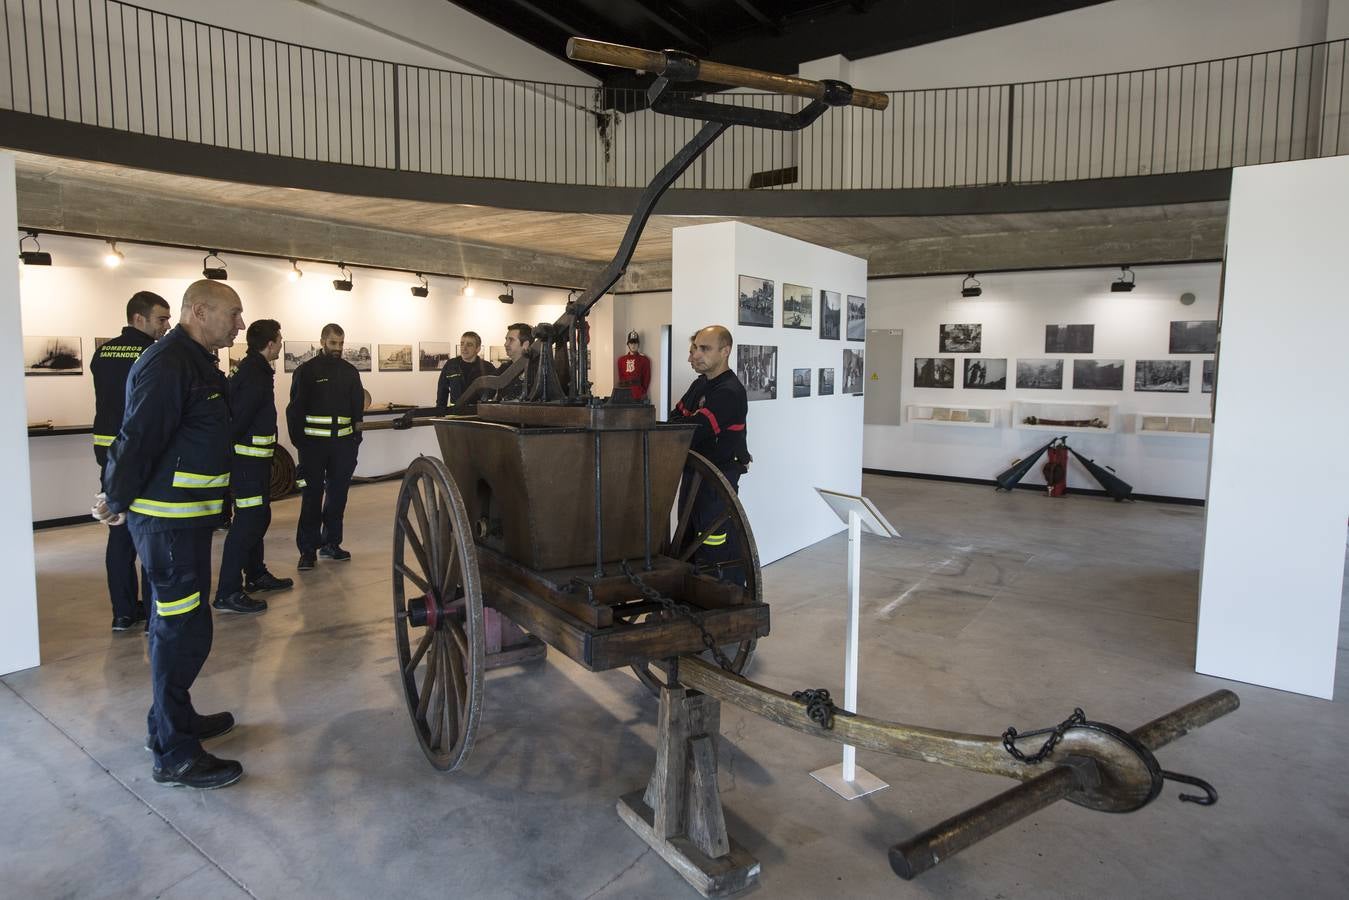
[0,152,41,674]
[863,264,1220,500]
[672,222,866,566]
[17,234,606,520]
[1196,155,1349,700]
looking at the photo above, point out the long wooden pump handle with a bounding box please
[566,37,889,111]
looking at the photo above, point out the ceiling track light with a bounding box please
[202,249,228,280]
[287,259,304,282]
[498,282,514,304]
[460,278,475,297]
[411,272,429,298]
[103,240,124,268]
[332,262,353,292]
[960,273,982,298]
[1111,265,1136,293]
[19,230,52,266]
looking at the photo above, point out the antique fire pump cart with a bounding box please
[382,39,1238,897]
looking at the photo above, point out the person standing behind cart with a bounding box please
[435,331,497,410]
[92,279,246,790]
[497,323,534,401]
[287,323,364,570]
[215,319,293,613]
[91,291,172,633]
[670,325,752,586]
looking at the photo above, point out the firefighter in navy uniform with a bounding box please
[287,323,364,570]
[669,325,751,587]
[214,319,293,613]
[92,280,246,790]
[435,331,497,410]
[91,291,171,632]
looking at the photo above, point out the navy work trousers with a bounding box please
[680,463,747,588]
[99,458,151,619]
[217,462,271,597]
[130,524,215,771]
[296,438,358,553]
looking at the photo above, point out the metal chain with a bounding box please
[791,688,842,730]
[1002,708,1087,764]
[620,560,737,671]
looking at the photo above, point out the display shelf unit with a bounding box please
[1012,400,1118,433]
[905,404,998,427]
[1135,413,1212,437]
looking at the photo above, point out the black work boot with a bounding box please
[298,552,317,571]
[152,752,243,789]
[146,711,235,752]
[212,591,267,614]
[245,570,294,593]
[318,544,351,562]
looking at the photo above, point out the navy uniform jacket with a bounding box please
[436,356,497,409]
[670,370,751,472]
[228,350,278,467]
[103,326,233,531]
[286,352,364,447]
[90,326,155,465]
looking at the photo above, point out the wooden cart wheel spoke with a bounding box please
[667,471,703,555]
[392,455,485,772]
[677,512,732,563]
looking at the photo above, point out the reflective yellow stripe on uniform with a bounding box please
[235,495,264,509]
[336,426,354,437]
[129,498,225,518]
[251,434,277,445]
[304,427,331,437]
[234,443,274,458]
[703,533,728,546]
[156,591,201,617]
[336,416,352,424]
[305,415,333,424]
[296,479,307,488]
[92,434,115,447]
[171,470,231,488]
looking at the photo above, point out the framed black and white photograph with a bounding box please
[846,294,866,341]
[1135,359,1191,392]
[1169,320,1217,353]
[820,290,841,339]
[1016,358,1064,389]
[1202,359,1215,393]
[913,357,955,388]
[343,343,373,372]
[93,336,115,351]
[737,275,774,327]
[227,345,246,375]
[23,336,82,375]
[283,340,321,373]
[792,367,811,397]
[1044,324,1094,353]
[737,344,777,401]
[378,344,413,372]
[782,283,812,330]
[939,323,982,353]
[419,341,456,372]
[962,357,1007,389]
[842,349,864,395]
[1073,358,1125,390]
[819,367,835,395]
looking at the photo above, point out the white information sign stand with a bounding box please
[809,488,900,800]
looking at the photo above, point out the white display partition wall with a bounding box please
[671,221,866,565]
[1196,155,1349,700]
[0,152,41,675]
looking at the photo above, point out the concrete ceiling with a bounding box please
[13,151,1228,291]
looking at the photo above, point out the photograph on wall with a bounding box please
[818,367,835,395]
[792,367,811,397]
[1015,358,1064,390]
[93,336,115,351]
[737,275,774,327]
[939,323,981,353]
[1201,359,1215,393]
[378,343,413,372]
[1044,323,1094,353]
[820,290,841,339]
[1072,358,1125,390]
[343,342,373,372]
[842,349,865,395]
[283,341,322,373]
[419,342,456,372]
[1169,320,1218,353]
[737,344,777,401]
[227,345,246,375]
[913,357,955,388]
[1135,359,1191,392]
[23,336,82,375]
[782,283,812,330]
[846,294,867,341]
[488,344,508,364]
[962,357,1007,389]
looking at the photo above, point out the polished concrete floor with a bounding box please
[3,476,1346,899]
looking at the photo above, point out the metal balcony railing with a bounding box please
[1,0,1346,191]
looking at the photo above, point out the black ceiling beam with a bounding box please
[729,0,778,30]
[627,0,710,54]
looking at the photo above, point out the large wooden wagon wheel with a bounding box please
[392,455,485,771]
[627,450,762,695]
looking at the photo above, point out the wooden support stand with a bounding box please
[617,686,759,897]
[483,607,547,671]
